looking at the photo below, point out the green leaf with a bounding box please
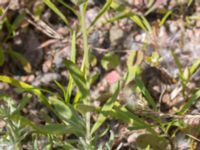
[76,104,98,114]
[71,0,87,5]
[12,115,80,135]
[125,65,140,85]
[34,124,79,135]
[65,31,77,103]
[107,11,133,23]
[8,49,32,73]
[109,103,156,134]
[183,67,189,82]
[49,97,85,135]
[43,0,69,25]
[0,75,51,109]
[130,15,147,31]
[0,46,4,66]
[64,59,90,99]
[159,10,173,26]
[179,89,200,114]
[101,52,119,70]
[89,0,112,29]
[91,82,120,134]
[140,15,151,32]
[57,0,79,17]
[135,77,157,110]
[189,59,200,76]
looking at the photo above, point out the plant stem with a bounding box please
[79,3,91,148]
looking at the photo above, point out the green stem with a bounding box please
[79,3,91,148]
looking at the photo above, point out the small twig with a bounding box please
[24,9,64,40]
[186,134,200,142]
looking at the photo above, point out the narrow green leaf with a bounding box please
[91,82,120,134]
[49,97,85,135]
[76,103,98,114]
[135,77,157,110]
[130,15,147,31]
[89,0,112,29]
[141,16,151,32]
[54,80,66,96]
[0,75,51,109]
[71,31,77,63]
[43,0,69,25]
[12,115,80,135]
[159,10,173,26]
[112,104,156,134]
[187,0,193,6]
[57,0,79,17]
[65,31,77,103]
[107,11,133,23]
[189,59,200,76]
[34,124,78,135]
[179,89,200,114]
[65,59,90,99]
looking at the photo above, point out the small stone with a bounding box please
[109,26,124,45]
[88,31,100,46]
[53,46,70,69]
[40,73,61,84]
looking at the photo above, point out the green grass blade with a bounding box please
[89,0,112,29]
[64,59,90,99]
[179,89,200,114]
[0,75,52,110]
[141,16,151,32]
[54,80,66,96]
[57,0,79,17]
[65,31,77,103]
[91,82,120,135]
[130,15,147,31]
[71,31,77,63]
[159,10,173,26]
[135,77,157,110]
[107,11,133,23]
[43,0,69,25]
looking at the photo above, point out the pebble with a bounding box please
[176,132,190,150]
[53,46,70,69]
[109,26,124,45]
[88,31,100,46]
[40,73,61,84]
